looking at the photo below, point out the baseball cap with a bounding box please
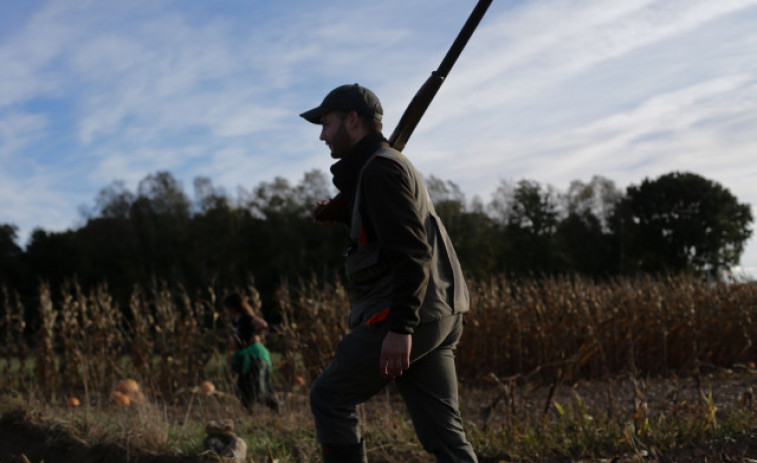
[300,83,383,124]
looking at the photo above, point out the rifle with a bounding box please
[314,0,493,221]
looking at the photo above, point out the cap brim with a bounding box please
[299,106,326,124]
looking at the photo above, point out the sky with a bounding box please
[1,0,757,278]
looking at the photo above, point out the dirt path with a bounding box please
[0,409,202,463]
[4,371,757,463]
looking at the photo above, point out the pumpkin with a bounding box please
[116,379,140,395]
[110,390,131,406]
[200,380,216,395]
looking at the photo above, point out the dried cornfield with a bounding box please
[459,274,757,383]
[1,280,228,400]
[1,274,756,400]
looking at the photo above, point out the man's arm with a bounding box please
[362,158,431,334]
[361,157,431,378]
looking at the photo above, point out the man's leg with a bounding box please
[310,324,390,460]
[259,362,281,413]
[236,374,254,411]
[398,314,478,463]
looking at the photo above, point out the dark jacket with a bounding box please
[331,133,469,334]
[233,313,256,347]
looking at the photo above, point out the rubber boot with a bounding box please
[321,439,367,463]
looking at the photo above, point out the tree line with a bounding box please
[0,169,753,323]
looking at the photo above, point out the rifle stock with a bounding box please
[314,0,492,222]
[388,73,445,152]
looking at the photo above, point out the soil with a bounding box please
[0,409,203,463]
[469,368,757,463]
[3,371,757,462]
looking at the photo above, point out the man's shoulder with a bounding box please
[363,154,406,182]
[366,146,410,171]
[371,145,401,159]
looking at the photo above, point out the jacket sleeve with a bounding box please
[360,157,431,334]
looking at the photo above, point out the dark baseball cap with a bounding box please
[300,83,383,124]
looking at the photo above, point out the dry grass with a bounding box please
[460,274,757,383]
[2,272,757,461]
[4,371,757,462]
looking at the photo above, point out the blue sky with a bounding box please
[2,0,757,277]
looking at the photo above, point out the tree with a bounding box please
[424,177,498,279]
[426,175,466,206]
[613,171,753,277]
[0,224,25,290]
[425,175,467,241]
[554,211,611,275]
[130,172,192,282]
[489,179,561,274]
[563,175,622,232]
[491,180,559,236]
[91,180,136,219]
[555,176,622,275]
[193,176,228,214]
[25,228,81,295]
[449,203,499,280]
[294,170,333,213]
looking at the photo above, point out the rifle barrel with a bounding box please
[437,0,493,78]
[388,0,493,151]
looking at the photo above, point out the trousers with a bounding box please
[310,313,477,463]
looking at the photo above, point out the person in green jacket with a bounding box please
[301,84,477,463]
[224,293,280,413]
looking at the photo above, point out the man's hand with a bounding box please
[380,331,411,379]
[310,199,339,225]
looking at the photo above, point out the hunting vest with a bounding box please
[345,147,470,329]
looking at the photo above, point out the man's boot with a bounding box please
[321,439,367,463]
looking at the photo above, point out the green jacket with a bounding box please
[232,342,272,376]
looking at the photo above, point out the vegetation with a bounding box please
[0,168,755,460]
[3,274,757,461]
[612,172,753,276]
[0,169,752,328]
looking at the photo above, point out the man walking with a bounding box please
[301,83,478,463]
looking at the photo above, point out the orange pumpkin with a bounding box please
[116,379,140,395]
[110,390,131,406]
[200,380,216,395]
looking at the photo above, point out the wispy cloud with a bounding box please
[405,0,757,182]
[1,0,756,274]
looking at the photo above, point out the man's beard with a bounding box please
[330,120,351,159]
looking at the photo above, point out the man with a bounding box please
[301,83,477,463]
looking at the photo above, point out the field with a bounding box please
[2,274,757,462]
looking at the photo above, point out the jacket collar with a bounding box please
[330,132,388,202]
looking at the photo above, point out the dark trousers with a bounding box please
[237,358,280,412]
[310,313,477,463]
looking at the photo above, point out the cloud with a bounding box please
[424,0,757,127]
[399,1,757,179]
[0,110,48,159]
[1,0,756,275]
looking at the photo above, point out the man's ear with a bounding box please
[346,110,360,129]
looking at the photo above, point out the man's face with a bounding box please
[320,111,354,159]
